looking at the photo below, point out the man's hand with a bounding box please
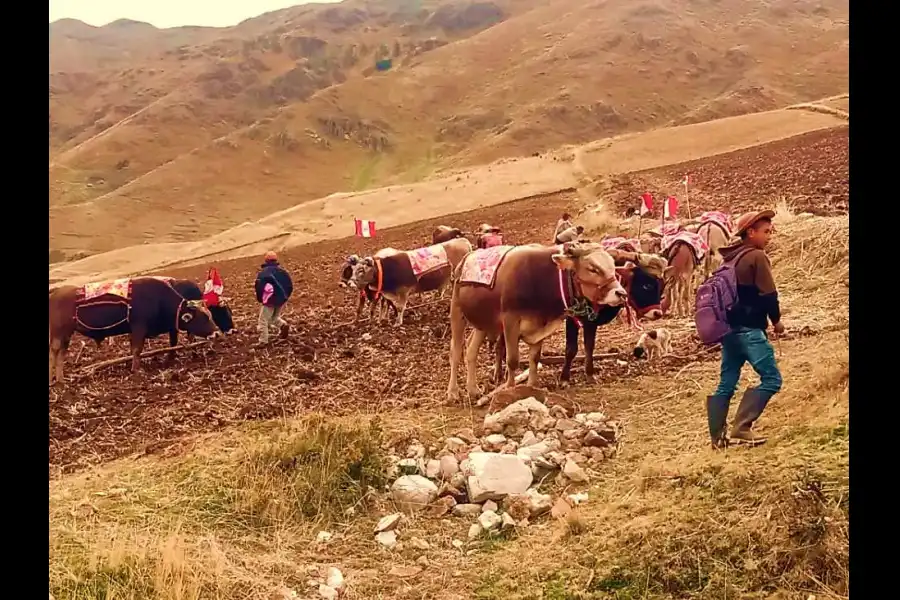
[773,321,785,335]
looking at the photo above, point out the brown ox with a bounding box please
[446,242,629,402]
[432,225,466,245]
[49,277,218,384]
[348,237,473,326]
[697,221,730,280]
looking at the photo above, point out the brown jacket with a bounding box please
[719,242,780,330]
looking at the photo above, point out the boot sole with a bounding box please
[729,437,767,447]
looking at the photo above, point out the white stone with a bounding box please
[407,442,426,459]
[482,500,498,513]
[585,412,606,422]
[444,437,468,453]
[483,397,553,436]
[425,459,442,479]
[478,510,502,531]
[568,492,589,505]
[483,434,507,451]
[555,419,580,431]
[500,512,517,531]
[451,503,483,517]
[439,455,460,479]
[409,537,430,550]
[397,458,419,475]
[525,488,553,517]
[563,459,589,483]
[318,585,338,600]
[325,567,344,591]
[375,513,402,533]
[465,452,534,502]
[520,431,538,447]
[451,539,465,550]
[376,530,398,548]
[316,531,332,544]
[516,439,559,463]
[391,475,439,513]
[468,523,483,539]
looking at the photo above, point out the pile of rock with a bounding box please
[383,397,621,540]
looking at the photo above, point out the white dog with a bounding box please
[633,328,673,360]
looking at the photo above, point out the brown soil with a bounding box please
[48,128,848,476]
[602,126,849,217]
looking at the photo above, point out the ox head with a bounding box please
[615,253,669,321]
[178,299,217,337]
[339,254,361,289]
[347,256,378,291]
[553,242,628,307]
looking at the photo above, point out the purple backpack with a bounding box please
[694,248,753,345]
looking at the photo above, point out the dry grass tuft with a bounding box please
[50,415,388,599]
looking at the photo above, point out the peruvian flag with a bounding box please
[639,192,653,216]
[354,218,376,238]
[664,196,679,219]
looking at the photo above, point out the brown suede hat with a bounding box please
[734,209,775,237]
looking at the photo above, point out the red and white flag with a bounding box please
[354,218,376,238]
[664,196,679,219]
[639,192,653,216]
[682,174,691,187]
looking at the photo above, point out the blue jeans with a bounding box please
[714,328,783,399]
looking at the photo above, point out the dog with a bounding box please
[633,328,673,360]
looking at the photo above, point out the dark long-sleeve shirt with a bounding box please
[719,242,781,331]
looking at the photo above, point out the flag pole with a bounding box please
[684,175,692,220]
[637,196,643,239]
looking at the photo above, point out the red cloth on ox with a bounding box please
[203,268,224,306]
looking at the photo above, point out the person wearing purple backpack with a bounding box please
[704,210,784,449]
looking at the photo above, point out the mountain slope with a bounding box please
[48,0,849,259]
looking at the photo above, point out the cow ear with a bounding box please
[364,257,374,266]
[552,253,576,270]
[181,312,194,323]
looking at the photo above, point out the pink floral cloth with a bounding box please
[460,245,516,288]
[600,237,641,252]
[698,211,734,236]
[407,244,450,277]
[81,278,132,301]
[661,230,710,261]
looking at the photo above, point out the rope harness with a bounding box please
[73,290,193,335]
[557,268,623,328]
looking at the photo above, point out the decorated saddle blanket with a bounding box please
[459,245,516,288]
[407,243,450,278]
[698,211,734,236]
[78,278,133,303]
[661,231,709,263]
[599,236,641,253]
[649,222,683,237]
